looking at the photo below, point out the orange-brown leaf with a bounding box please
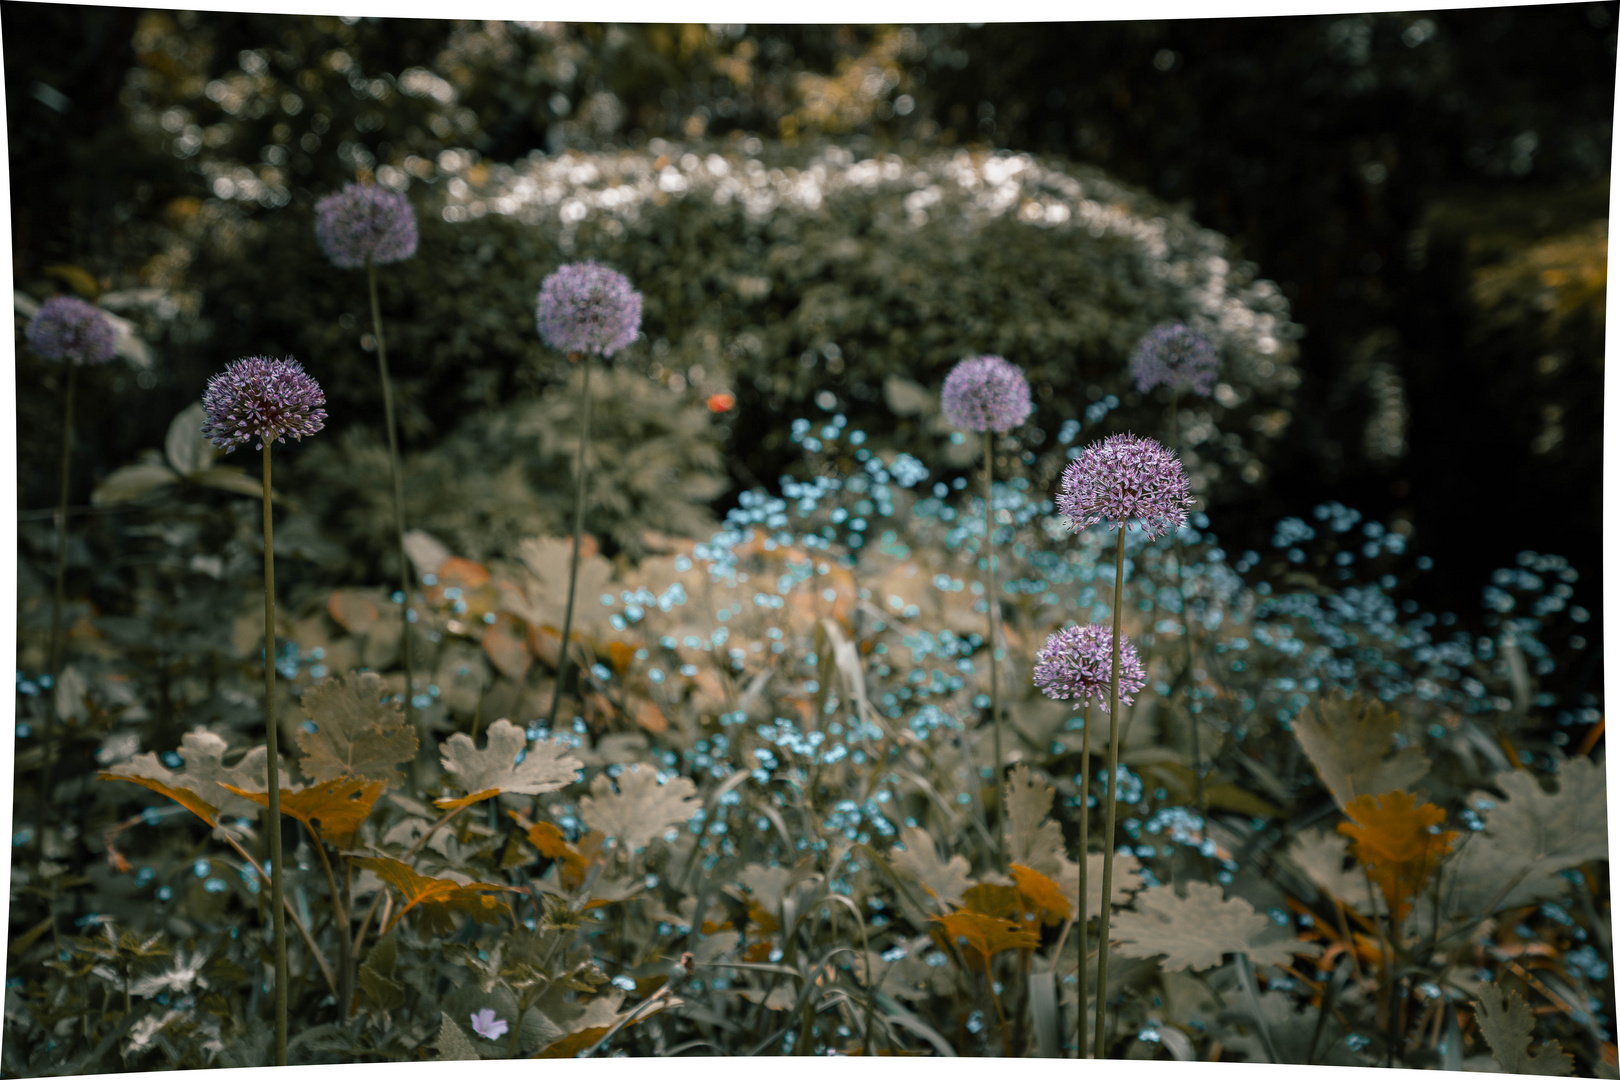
[932,910,1039,970]
[353,854,512,934]
[327,589,381,633]
[99,772,219,826]
[525,821,590,889]
[222,777,385,847]
[433,787,501,811]
[1338,790,1459,922]
[535,1027,610,1059]
[607,641,636,674]
[746,899,780,935]
[1010,863,1071,925]
[481,615,533,682]
[960,882,1020,919]
[632,697,668,734]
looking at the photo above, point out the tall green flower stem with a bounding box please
[983,430,1007,870]
[260,442,288,1067]
[39,362,78,840]
[1076,699,1092,1057]
[547,355,592,729]
[1092,527,1127,1059]
[367,259,415,728]
[1166,391,1209,858]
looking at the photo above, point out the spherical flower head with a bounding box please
[940,354,1034,434]
[1130,323,1220,396]
[535,261,643,358]
[314,182,419,269]
[26,296,117,366]
[201,356,327,453]
[1057,432,1193,538]
[1033,623,1147,712]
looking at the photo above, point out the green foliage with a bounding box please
[1473,984,1576,1076]
[1110,882,1317,974]
[8,17,1608,1066]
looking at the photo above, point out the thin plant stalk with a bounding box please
[547,355,592,729]
[1166,391,1209,861]
[261,442,288,1067]
[368,259,415,728]
[40,361,78,841]
[983,430,1006,870]
[1076,699,1092,1058]
[1092,527,1127,1059]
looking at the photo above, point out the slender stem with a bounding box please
[1166,391,1209,869]
[1076,700,1091,1057]
[261,443,288,1067]
[301,820,352,1015]
[982,430,1007,870]
[547,356,593,729]
[217,827,339,999]
[1092,526,1127,1059]
[40,362,77,842]
[369,259,415,729]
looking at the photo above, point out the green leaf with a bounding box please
[1473,983,1574,1076]
[1084,850,1146,916]
[577,763,699,851]
[296,671,418,789]
[357,934,405,1012]
[1292,693,1429,809]
[1446,756,1609,914]
[164,402,218,478]
[191,466,267,499]
[439,718,582,797]
[1284,828,1385,916]
[1004,763,1069,876]
[105,729,278,820]
[888,826,973,910]
[435,1013,480,1061]
[1110,881,1321,972]
[90,462,177,506]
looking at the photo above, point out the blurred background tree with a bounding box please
[7,5,1610,707]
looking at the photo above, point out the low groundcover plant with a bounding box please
[8,145,1606,1075]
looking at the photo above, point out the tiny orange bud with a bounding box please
[707,392,736,413]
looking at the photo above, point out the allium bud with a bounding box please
[1033,623,1147,712]
[1057,433,1193,538]
[26,296,117,366]
[202,356,327,452]
[1129,323,1220,397]
[940,354,1034,434]
[314,182,419,269]
[535,261,643,358]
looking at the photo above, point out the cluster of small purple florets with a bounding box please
[1033,623,1147,711]
[26,296,117,366]
[314,182,419,270]
[201,356,327,452]
[1057,432,1194,539]
[1129,322,1220,396]
[940,354,1033,434]
[535,261,643,357]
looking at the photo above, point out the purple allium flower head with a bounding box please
[313,182,419,269]
[1057,433,1193,538]
[1033,623,1147,713]
[1129,323,1220,396]
[26,296,117,366]
[535,261,643,358]
[201,356,327,453]
[939,354,1034,434]
[469,1008,508,1041]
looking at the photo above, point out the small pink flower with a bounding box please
[470,1007,508,1040]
